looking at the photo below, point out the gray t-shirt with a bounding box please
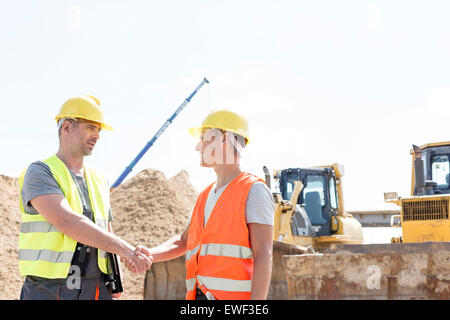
[203,181,274,227]
[21,161,113,220]
[21,161,113,278]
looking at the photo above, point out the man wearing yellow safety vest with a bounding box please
[18,95,152,300]
[131,109,274,300]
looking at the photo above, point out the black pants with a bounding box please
[195,288,208,300]
[20,275,113,300]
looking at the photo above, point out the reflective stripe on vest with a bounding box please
[20,221,59,233]
[200,243,253,259]
[18,154,110,279]
[185,172,263,300]
[19,249,74,263]
[185,245,200,261]
[20,218,108,234]
[186,243,252,261]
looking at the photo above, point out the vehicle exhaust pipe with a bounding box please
[413,144,426,196]
[263,166,271,190]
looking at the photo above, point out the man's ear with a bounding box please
[60,119,76,136]
[61,120,71,135]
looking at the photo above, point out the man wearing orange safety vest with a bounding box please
[134,109,274,300]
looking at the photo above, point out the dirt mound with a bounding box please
[0,174,22,300]
[110,168,198,300]
[167,170,198,212]
[0,169,199,300]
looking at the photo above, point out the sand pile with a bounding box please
[0,169,199,300]
[109,168,198,299]
[0,174,22,300]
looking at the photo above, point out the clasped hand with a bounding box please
[121,245,153,273]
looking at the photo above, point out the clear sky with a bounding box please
[1,1,450,210]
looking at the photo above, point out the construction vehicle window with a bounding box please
[302,175,326,206]
[329,177,338,209]
[302,175,327,225]
[431,155,450,189]
[285,182,294,200]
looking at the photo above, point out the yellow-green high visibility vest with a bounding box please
[18,154,110,279]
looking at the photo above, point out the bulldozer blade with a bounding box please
[269,241,309,299]
[282,242,450,300]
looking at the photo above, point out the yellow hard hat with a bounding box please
[189,109,250,144]
[55,95,113,131]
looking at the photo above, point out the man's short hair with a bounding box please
[57,117,78,136]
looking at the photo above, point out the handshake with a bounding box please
[120,245,153,273]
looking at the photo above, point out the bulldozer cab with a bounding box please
[278,167,339,237]
[414,143,450,195]
[385,142,450,243]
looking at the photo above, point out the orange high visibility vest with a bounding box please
[185,172,264,300]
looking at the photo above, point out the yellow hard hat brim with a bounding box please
[100,123,114,131]
[188,126,249,145]
[55,115,114,131]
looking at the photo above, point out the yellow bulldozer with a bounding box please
[264,163,368,298]
[266,163,363,250]
[385,142,450,243]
